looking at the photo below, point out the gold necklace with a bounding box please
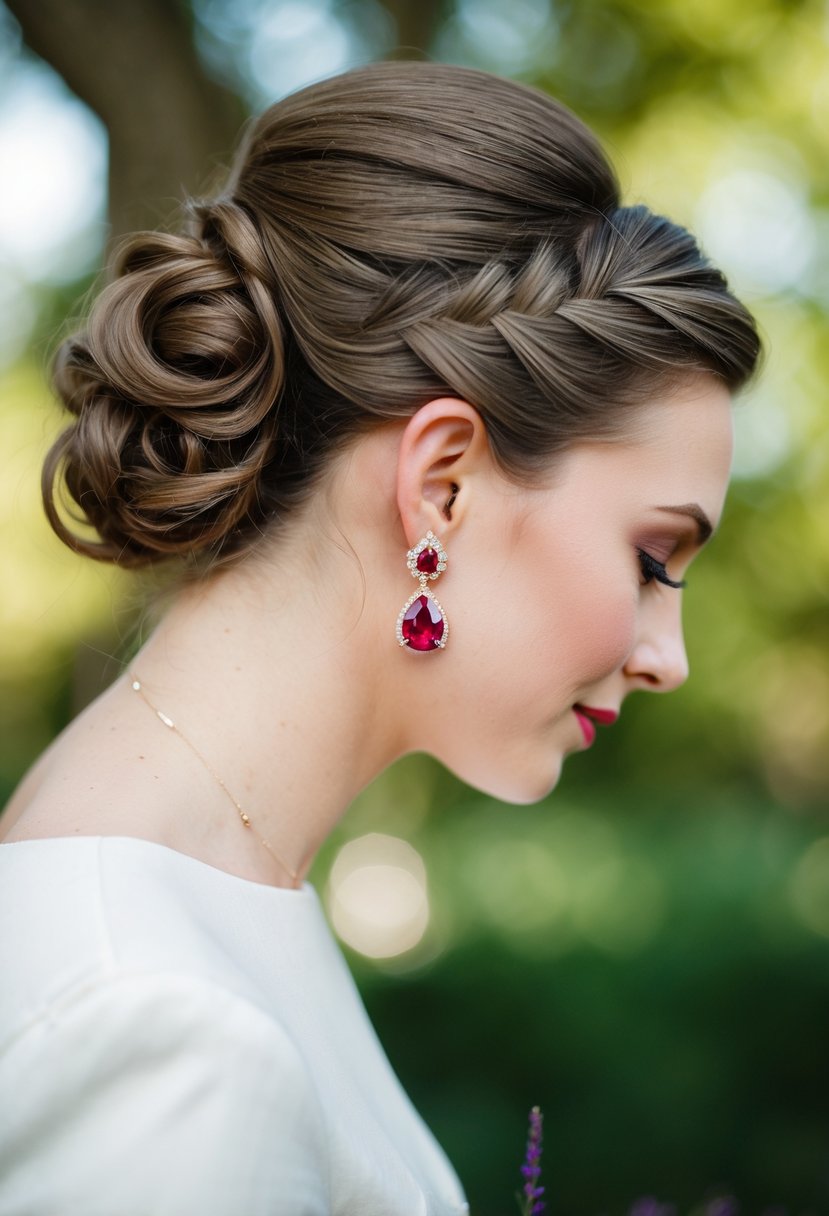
[128,670,302,889]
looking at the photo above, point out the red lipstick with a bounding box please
[573,704,619,747]
[576,705,619,725]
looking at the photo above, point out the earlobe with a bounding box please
[395,397,488,544]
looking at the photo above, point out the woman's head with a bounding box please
[385,373,733,800]
[41,61,761,803]
[43,60,759,578]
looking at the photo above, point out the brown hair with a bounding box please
[43,61,760,580]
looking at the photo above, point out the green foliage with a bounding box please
[341,786,829,1215]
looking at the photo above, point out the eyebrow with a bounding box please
[654,503,714,544]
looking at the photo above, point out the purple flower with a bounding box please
[517,1105,545,1216]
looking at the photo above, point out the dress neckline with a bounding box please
[0,834,317,900]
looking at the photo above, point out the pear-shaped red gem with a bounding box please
[401,594,445,650]
[416,547,439,575]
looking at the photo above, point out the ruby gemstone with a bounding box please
[416,547,439,574]
[401,594,445,650]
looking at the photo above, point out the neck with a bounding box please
[124,534,409,886]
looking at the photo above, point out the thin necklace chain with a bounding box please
[127,670,301,889]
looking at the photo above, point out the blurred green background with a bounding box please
[1,1,827,1213]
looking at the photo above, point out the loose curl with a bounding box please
[43,61,761,579]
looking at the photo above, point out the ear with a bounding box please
[395,397,491,547]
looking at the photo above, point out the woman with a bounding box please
[0,60,759,1215]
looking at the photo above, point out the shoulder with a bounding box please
[0,967,330,1215]
[0,838,332,1212]
[0,835,315,1064]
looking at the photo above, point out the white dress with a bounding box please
[0,835,469,1216]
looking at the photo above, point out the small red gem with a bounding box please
[401,594,445,650]
[416,547,439,574]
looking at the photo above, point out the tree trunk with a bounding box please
[4,0,246,243]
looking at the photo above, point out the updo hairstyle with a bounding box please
[42,61,761,580]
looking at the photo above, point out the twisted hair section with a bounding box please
[44,198,295,568]
[42,61,761,576]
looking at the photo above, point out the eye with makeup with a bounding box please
[636,547,687,590]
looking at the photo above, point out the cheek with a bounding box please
[567,591,636,683]
[538,549,637,688]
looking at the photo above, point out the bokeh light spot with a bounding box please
[789,837,829,940]
[327,832,429,959]
[0,61,106,282]
[465,837,569,935]
[571,856,666,956]
[695,167,815,294]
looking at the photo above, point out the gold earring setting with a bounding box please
[396,530,449,651]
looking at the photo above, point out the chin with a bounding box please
[449,750,566,806]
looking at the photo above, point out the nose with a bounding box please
[622,597,690,693]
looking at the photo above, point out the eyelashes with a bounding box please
[637,548,687,590]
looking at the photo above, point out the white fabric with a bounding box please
[0,835,468,1216]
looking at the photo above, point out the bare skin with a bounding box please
[0,376,733,889]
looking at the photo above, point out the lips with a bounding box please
[576,705,619,726]
[573,703,619,747]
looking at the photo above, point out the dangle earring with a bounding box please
[396,530,449,651]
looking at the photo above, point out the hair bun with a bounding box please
[43,198,287,569]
